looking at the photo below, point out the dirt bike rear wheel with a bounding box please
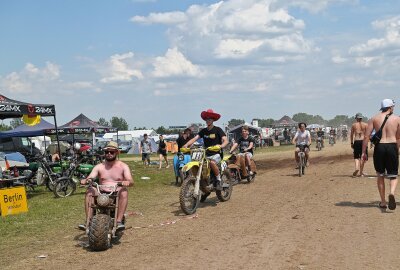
[53,177,76,198]
[179,176,200,215]
[88,214,111,251]
[216,170,233,202]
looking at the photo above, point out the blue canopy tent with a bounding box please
[0,119,55,138]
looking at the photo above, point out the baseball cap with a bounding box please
[380,99,395,110]
[355,113,363,119]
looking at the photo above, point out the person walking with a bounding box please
[350,113,368,177]
[157,134,169,169]
[140,134,152,167]
[363,99,400,210]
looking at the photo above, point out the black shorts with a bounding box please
[353,140,367,159]
[373,143,399,178]
[142,153,150,161]
[158,149,167,157]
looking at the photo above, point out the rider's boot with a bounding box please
[215,175,223,191]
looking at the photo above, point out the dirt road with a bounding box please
[6,143,400,270]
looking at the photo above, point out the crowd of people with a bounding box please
[78,98,400,231]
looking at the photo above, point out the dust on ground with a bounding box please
[5,142,400,270]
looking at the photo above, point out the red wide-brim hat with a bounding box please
[201,109,221,121]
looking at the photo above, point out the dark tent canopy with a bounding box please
[0,119,55,138]
[0,93,61,156]
[273,115,298,128]
[0,94,55,119]
[228,123,261,143]
[46,113,117,135]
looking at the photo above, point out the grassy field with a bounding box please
[0,144,293,252]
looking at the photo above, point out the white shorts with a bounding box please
[206,154,221,164]
[238,152,253,159]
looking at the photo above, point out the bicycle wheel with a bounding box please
[53,177,76,198]
[298,154,303,177]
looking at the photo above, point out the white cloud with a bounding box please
[0,62,60,93]
[275,0,358,13]
[100,52,144,83]
[349,16,400,56]
[131,11,187,25]
[152,47,202,78]
[68,81,102,93]
[331,55,348,64]
[132,0,315,63]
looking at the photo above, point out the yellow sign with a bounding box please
[0,187,28,216]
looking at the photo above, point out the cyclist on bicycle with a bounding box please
[316,127,325,148]
[292,122,312,168]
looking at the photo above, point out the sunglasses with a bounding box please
[105,150,117,154]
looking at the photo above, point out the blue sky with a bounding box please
[1,0,400,129]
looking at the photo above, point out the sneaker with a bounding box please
[78,224,86,231]
[116,222,125,230]
[216,181,223,191]
[249,171,254,176]
[166,165,170,169]
[200,192,210,202]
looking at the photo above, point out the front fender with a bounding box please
[183,161,200,172]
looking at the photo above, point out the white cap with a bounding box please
[380,99,395,110]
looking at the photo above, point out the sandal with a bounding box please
[378,202,387,209]
[388,194,396,210]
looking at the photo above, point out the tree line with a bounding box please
[228,112,367,128]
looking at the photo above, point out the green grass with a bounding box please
[0,145,292,252]
[0,159,176,251]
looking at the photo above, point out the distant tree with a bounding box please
[228,119,245,128]
[156,126,168,135]
[311,115,327,125]
[98,117,110,127]
[292,113,315,124]
[327,115,352,127]
[10,118,23,128]
[0,123,11,131]
[110,117,129,130]
[257,118,275,127]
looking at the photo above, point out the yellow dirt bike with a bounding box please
[179,146,233,215]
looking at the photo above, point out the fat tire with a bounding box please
[179,176,200,215]
[53,177,76,198]
[216,170,233,202]
[88,214,111,251]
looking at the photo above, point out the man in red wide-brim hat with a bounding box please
[183,109,228,199]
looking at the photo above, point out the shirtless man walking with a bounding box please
[350,113,368,177]
[362,99,400,210]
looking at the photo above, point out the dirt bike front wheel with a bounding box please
[179,176,200,215]
[88,214,112,251]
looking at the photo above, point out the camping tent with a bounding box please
[273,115,298,128]
[46,113,118,146]
[228,123,262,146]
[0,94,61,156]
[0,119,55,138]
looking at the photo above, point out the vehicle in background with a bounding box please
[0,137,41,160]
[118,141,132,153]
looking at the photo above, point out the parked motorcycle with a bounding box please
[173,148,191,186]
[84,180,125,251]
[179,146,233,215]
[224,153,256,184]
[53,155,95,198]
